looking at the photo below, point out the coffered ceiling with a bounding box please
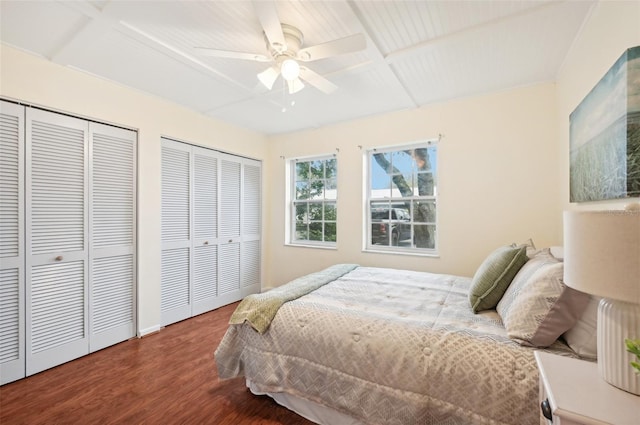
[0,1,595,134]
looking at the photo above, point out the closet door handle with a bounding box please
[228,239,233,243]
[55,255,63,261]
[203,241,209,245]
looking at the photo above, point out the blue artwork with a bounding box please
[570,46,640,202]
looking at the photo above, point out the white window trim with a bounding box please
[285,154,337,249]
[363,140,439,256]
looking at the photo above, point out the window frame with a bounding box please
[286,154,337,248]
[364,140,438,256]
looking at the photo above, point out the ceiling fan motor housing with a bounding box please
[266,24,304,60]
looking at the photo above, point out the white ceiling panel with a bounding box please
[0,1,88,59]
[64,28,249,113]
[0,0,596,135]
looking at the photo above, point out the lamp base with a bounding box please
[597,298,640,395]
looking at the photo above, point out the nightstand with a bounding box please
[535,351,640,425]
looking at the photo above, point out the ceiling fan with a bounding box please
[195,1,366,95]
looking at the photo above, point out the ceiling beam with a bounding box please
[344,0,418,109]
[51,0,258,95]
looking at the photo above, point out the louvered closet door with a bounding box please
[161,139,192,326]
[192,146,218,315]
[241,160,261,297]
[0,101,25,384]
[25,108,89,375]
[218,155,242,305]
[89,123,136,351]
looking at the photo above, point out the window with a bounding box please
[366,142,437,254]
[289,156,337,246]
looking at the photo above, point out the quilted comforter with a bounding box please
[215,265,577,425]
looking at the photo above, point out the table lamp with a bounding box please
[563,207,640,395]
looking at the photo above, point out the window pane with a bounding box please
[309,180,325,200]
[371,201,391,220]
[295,223,308,240]
[325,158,337,179]
[324,203,336,221]
[413,224,435,249]
[392,150,414,176]
[325,178,337,200]
[370,202,390,246]
[416,172,435,196]
[411,200,436,223]
[324,222,336,242]
[310,160,324,179]
[295,203,308,222]
[309,222,323,241]
[309,203,323,220]
[370,153,392,198]
[296,181,310,200]
[371,222,390,246]
[296,162,309,181]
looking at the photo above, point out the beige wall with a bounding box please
[265,83,561,285]
[0,46,268,334]
[264,0,640,288]
[3,0,637,333]
[556,0,640,217]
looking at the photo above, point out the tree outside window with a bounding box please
[368,142,437,252]
[292,156,337,244]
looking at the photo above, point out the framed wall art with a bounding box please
[570,46,640,202]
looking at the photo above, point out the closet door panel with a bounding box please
[242,162,261,238]
[161,247,190,324]
[89,123,136,351]
[193,148,217,243]
[161,139,191,326]
[192,244,218,314]
[0,99,25,384]
[218,242,241,305]
[241,161,261,296]
[192,147,219,314]
[28,261,87,374]
[25,108,89,376]
[91,255,134,350]
[220,158,240,240]
[219,156,241,304]
[0,269,23,384]
[241,240,260,293]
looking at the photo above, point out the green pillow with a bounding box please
[469,245,528,313]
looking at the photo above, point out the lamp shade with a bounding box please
[563,210,640,304]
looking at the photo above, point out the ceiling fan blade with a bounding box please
[194,47,271,62]
[299,67,337,94]
[257,66,280,90]
[296,33,366,62]
[287,78,305,94]
[252,0,286,53]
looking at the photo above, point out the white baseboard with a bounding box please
[138,324,161,337]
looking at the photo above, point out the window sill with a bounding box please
[363,247,439,258]
[285,242,337,250]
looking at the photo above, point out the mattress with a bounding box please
[215,265,577,425]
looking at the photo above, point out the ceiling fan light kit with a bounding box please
[195,1,366,97]
[280,59,300,81]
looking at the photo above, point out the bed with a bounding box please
[215,248,592,425]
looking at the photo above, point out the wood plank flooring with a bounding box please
[0,302,315,425]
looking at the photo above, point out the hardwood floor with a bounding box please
[0,302,315,425]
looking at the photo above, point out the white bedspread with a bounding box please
[215,266,577,425]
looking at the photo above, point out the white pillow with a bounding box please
[549,246,564,260]
[562,295,600,359]
[498,261,590,347]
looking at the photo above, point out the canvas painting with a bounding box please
[569,46,640,202]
